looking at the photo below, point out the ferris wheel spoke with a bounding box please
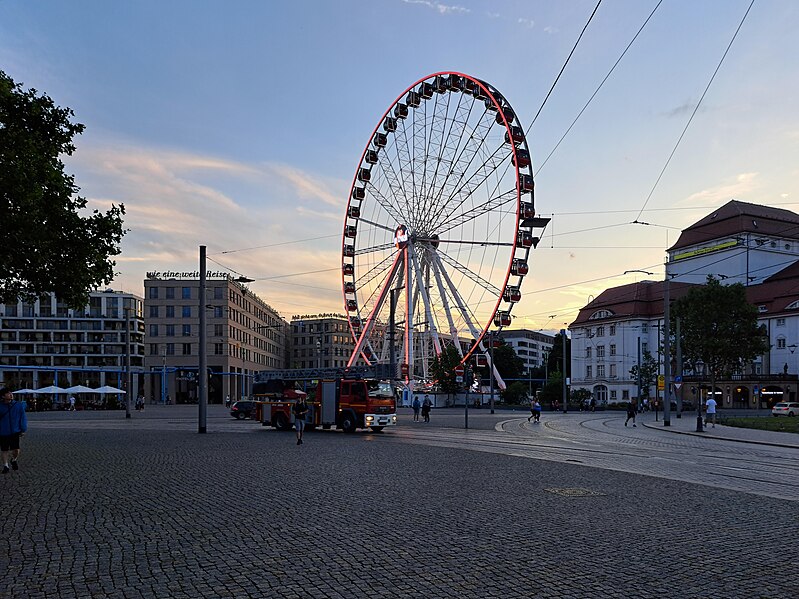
[430,250,483,340]
[430,257,465,356]
[357,252,401,294]
[435,188,518,236]
[354,241,396,256]
[366,171,411,227]
[347,252,404,367]
[410,249,443,357]
[417,91,454,228]
[435,249,502,297]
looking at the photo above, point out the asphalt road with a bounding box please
[2,405,797,598]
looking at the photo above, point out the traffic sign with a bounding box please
[454,365,465,376]
[455,376,464,383]
[400,363,409,376]
[657,374,665,391]
[673,382,682,390]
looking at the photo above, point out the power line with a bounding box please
[536,0,663,174]
[634,0,757,222]
[527,0,603,134]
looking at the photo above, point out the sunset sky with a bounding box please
[2,0,797,331]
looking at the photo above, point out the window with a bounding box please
[610,390,617,400]
[776,318,785,326]
[586,347,592,358]
[642,342,648,354]
[596,326,605,337]
[597,364,605,377]
[165,287,175,299]
[148,287,159,299]
[214,306,224,318]
[166,343,175,356]
[610,344,616,356]
[149,324,158,337]
[182,324,191,337]
[182,287,191,299]
[182,306,191,318]
[214,324,224,337]
[641,323,648,333]
[597,345,605,358]
[622,390,630,400]
[610,364,616,377]
[777,337,786,349]
[149,305,159,318]
[586,365,592,378]
[214,343,223,355]
[166,324,175,336]
[166,306,175,318]
[149,343,159,356]
[214,287,224,300]
[609,324,616,336]
[182,343,192,355]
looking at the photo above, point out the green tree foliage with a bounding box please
[492,343,525,380]
[629,350,658,400]
[430,344,462,396]
[500,381,528,405]
[0,70,126,307]
[538,372,563,408]
[671,276,769,381]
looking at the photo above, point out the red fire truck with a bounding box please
[253,367,397,433]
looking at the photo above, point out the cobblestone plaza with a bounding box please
[2,407,797,598]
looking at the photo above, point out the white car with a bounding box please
[771,402,799,417]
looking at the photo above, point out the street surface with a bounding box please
[2,405,797,598]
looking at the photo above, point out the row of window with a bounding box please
[148,286,198,300]
[585,364,617,378]
[585,344,617,358]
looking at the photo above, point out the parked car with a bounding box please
[230,400,257,420]
[771,401,799,417]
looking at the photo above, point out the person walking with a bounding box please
[625,400,637,427]
[705,395,718,428]
[529,399,542,423]
[412,395,421,422]
[0,387,28,474]
[422,395,432,423]
[68,395,76,411]
[292,395,309,445]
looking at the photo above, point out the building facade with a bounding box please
[290,313,358,370]
[498,329,556,373]
[0,290,145,392]
[570,201,799,408]
[143,276,288,404]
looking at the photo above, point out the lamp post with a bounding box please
[489,331,495,414]
[198,245,208,433]
[561,329,568,413]
[695,359,705,432]
[662,270,672,426]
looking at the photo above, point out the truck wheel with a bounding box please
[236,412,245,420]
[340,412,357,434]
[273,413,290,431]
[371,426,384,433]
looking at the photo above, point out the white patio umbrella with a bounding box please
[64,385,96,394]
[12,389,36,394]
[33,385,67,394]
[94,385,126,394]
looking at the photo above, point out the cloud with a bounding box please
[265,163,344,207]
[518,17,535,28]
[662,100,709,119]
[679,172,760,207]
[402,0,470,15]
[544,25,558,34]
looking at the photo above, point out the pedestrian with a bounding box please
[412,395,421,422]
[590,397,596,413]
[422,395,432,423]
[529,398,542,423]
[705,395,718,428]
[68,395,76,411]
[293,395,309,445]
[625,400,637,427]
[225,394,231,408]
[0,387,28,474]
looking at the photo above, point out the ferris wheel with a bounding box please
[342,72,549,388]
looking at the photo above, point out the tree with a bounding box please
[1,70,126,307]
[429,344,462,397]
[671,276,769,402]
[538,372,563,407]
[546,331,571,378]
[629,350,658,400]
[500,381,528,404]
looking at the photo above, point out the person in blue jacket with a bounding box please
[0,387,28,474]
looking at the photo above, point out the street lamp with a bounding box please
[124,306,132,419]
[695,359,705,432]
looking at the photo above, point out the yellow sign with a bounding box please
[657,374,665,391]
[673,240,737,262]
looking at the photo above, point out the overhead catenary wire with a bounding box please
[633,0,757,222]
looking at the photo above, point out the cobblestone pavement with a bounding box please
[2,407,798,598]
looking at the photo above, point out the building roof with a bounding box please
[570,280,699,327]
[668,200,799,252]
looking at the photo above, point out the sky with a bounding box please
[2,0,798,332]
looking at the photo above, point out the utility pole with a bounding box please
[561,329,567,413]
[676,317,683,417]
[662,272,672,426]
[198,245,208,434]
[637,337,642,411]
[489,331,495,414]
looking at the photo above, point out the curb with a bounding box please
[641,421,799,450]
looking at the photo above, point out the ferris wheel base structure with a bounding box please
[340,72,550,391]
